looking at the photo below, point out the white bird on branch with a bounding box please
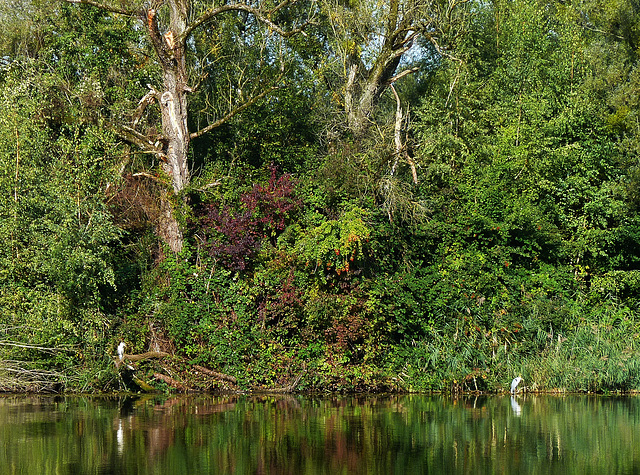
[117,341,126,361]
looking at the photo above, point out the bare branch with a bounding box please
[0,340,76,353]
[389,84,417,184]
[119,125,168,162]
[425,33,462,63]
[190,72,209,94]
[387,67,419,85]
[181,2,308,42]
[132,172,165,184]
[125,351,170,361]
[196,180,223,191]
[132,85,159,128]
[60,0,138,16]
[190,79,282,140]
[580,21,625,40]
[0,360,71,392]
[395,29,420,49]
[382,31,419,67]
[119,124,156,147]
[390,83,403,177]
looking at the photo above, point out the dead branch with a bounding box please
[387,67,419,85]
[190,80,282,139]
[131,172,165,184]
[0,360,73,392]
[123,351,170,362]
[390,83,403,177]
[424,33,462,63]
[389,84,417,184]
[193,365,237,384]
[0,341,76,354]
[118,125,168,161]
[132,86,159,128]
[195,180,222,191]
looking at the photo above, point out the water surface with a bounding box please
[1,393,638,474]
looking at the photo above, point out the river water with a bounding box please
[0,393,638,474]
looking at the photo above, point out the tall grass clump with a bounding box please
[388,298,640,393]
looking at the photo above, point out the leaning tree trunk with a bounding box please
[345,53,403,137]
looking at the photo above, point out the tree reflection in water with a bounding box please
[1,394,640,473]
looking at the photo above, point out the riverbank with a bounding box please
[3,313,640,395]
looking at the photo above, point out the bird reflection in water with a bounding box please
[510,396,522,416]
[117,419,124,453]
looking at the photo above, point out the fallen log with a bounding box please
[131,376,156,392]
[193,365,237,385]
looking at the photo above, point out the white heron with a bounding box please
[510,376,523,394]
[117,341,126,361]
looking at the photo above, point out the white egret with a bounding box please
[117,341,126,361]
[510,376,523,394]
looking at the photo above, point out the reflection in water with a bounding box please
[510,395,522,416]
[1,394,640,473]
[116,419,123,454]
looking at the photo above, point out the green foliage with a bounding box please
[297,205,371,277]
[0,16,140,389]
[3,0,640,393]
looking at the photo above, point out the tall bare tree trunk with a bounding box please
[146,3,191,253]
[63,0,309,253]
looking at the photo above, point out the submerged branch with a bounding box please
[0,360,76,392]
[263,370,305,393]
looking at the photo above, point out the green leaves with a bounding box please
[297,205,371,277]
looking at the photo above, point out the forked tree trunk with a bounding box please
[345,53,404,137]
[339,0,416,137]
